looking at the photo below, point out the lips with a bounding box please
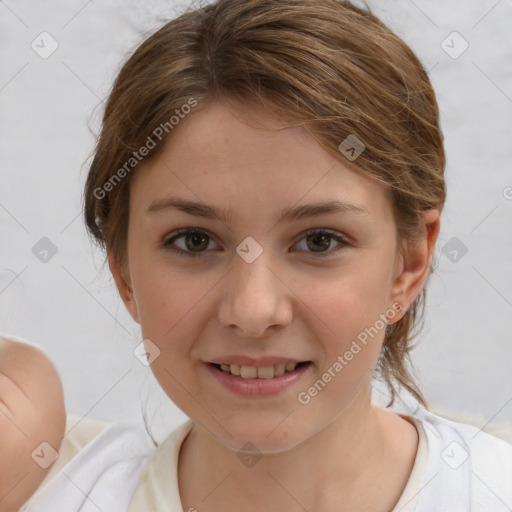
[205,359,313,396]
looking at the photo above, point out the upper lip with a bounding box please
[207,356,310,367]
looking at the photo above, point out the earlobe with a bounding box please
[107,251,140,324]
[388,208,440,321]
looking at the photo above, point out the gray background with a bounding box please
[1,0,511,442]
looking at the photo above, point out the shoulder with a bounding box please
[21,415,155,512]
[128,419,195,510]
[420,406,512,457]
[0,334,66,510]
[413,405,512,511]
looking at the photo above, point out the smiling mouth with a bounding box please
[209,361,312,379]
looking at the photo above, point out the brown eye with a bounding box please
[184,231,209,251]
[306,232,331,252]
[294,229,349,257]
[163,229,217,257]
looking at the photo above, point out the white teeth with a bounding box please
[274,363,286,376]
[257,366,274,379]
[217,362,301,378]
[239,365,257,378]
[230,364,241,376]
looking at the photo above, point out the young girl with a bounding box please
[2,0,512,511]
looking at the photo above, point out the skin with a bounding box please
[0,337,66,512]
[110,100,440,512]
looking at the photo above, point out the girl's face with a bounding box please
[111,100,434,453]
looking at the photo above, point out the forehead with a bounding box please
[131,101,393,224]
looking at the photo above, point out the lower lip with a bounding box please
[204,362,313,397]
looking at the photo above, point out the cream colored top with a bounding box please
[389,416,429,511]
[24,406,512,511]
[26,412,427,511]
[128,413,428,511]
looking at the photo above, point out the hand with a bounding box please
[0,336,66,512]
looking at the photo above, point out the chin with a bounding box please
[210,415,308,455]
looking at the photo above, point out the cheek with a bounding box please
[135,273,207,395]
[299,277,388,409]
[306,261,390,325]
[302,264,390,365]
[137,273,204,340]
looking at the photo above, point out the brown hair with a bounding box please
[84,0,446,409]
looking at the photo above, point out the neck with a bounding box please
[177,384,417,512]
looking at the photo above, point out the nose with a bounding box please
[217,250,293,338]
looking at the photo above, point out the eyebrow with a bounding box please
[147,197,370,224]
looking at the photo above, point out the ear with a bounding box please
[387,208,440,323]
[108,251,140,324]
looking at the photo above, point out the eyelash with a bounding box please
[162,228,350,259]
